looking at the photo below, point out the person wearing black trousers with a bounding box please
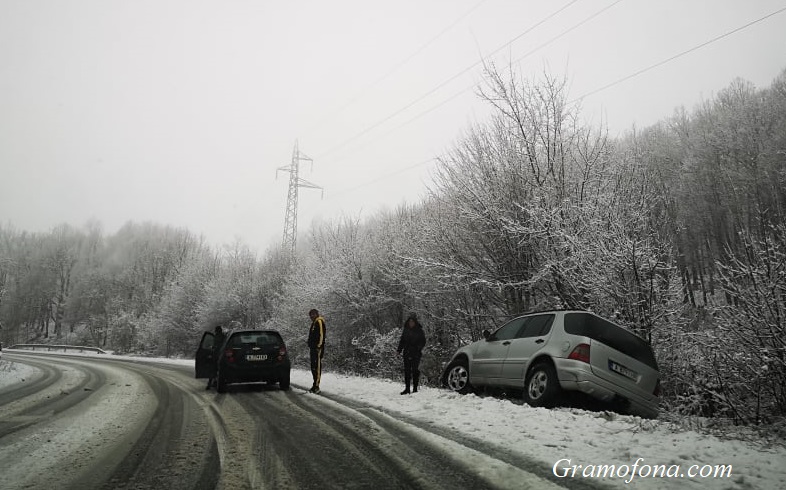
[307,309,326,394]
[397,313,426,395]
[207,325,226,389]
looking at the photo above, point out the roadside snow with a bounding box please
[0,358,41,390]
[0,355,158,489]
[289,370,785,490]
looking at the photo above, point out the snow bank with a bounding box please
[292,369,786,490]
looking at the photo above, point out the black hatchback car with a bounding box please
[195,329,291,392]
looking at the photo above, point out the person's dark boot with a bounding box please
[400,388,411,395]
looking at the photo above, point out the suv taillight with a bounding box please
[224,348,236,363]
[568,343,590,363]
[278,345,286,361]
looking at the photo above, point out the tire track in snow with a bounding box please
[0,354,104,438]
[232,384,497,490]
[0,353,157,489]
[93,359,221,490]
[308,383,610,490]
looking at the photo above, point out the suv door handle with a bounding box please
[535,339,545,344]
[502,341,511,346]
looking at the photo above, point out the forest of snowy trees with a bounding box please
[1,67,784,426]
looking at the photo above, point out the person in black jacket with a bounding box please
[397,313,426,395]
[307,309,326,394]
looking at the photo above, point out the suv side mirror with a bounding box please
[482,329,491,340]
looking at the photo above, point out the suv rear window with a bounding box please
[228,332,282,348]
[563,313,657,369]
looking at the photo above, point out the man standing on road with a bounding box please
[397,313,426,395]
[207,325,226,389]
[307,309,326,394]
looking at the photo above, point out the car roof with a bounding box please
[227,329,283,336]
[497,309,588,321]
[500,310,645,335]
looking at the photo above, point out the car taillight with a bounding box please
[568,343,590,363]
[224,348,236,363]
[277,345,286,361]
[654,379,661,397]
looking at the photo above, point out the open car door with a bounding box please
[194,331,215,378]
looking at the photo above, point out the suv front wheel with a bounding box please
[444,359,473,394]
[524,362,560,407]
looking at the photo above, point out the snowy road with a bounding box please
[0,352,219,489]
[0,352,564,490]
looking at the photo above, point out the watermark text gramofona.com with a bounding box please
[553,457,732,484]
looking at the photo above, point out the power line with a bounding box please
[392,0,626,137]
[306,4,785,200]
[573,5,786,102]
[318,0,622,165]
[321,0,783,167]
[313,0,580,161]
[315,1,624,199]
[327,157,436,199]
[510,0,624,69]
[303,0,489,138]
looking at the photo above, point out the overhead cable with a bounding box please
[573,5,786,102]
[304,0,489,138]
[319,0,620,165]
[313,0,581,161]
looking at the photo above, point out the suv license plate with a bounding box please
[608,360,637,380]
[246,354,267,361]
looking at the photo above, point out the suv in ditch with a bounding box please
[441,310,660,418]
[195,329,291,392]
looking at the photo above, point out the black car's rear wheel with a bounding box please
[444,359,472,394]
[524,362,560,407]
[279,370,291,390]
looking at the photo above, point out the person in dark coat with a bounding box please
[207,325,226,389]
[397,313,426,395]
[307,309,326,394]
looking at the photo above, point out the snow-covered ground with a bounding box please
[2,352,784,489]
[290,370,786,490]
[0,358,41,389]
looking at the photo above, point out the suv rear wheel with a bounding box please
[524,362,560,407]
[444,359,473,394]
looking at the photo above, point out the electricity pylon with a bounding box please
[276,140,322,255]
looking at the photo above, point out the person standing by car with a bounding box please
[397,313,426,395]
[207,325,226,389]
[307,309,326,393]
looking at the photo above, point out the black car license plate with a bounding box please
[246,354,267,361]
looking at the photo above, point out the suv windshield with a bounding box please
[563,313,658,370]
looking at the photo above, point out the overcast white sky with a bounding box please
[1,0,785,254]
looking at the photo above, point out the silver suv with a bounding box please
[441,310,660,418]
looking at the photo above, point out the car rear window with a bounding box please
[228,332,282,348]
[563,313,658,370]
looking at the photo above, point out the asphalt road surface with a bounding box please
[0,351,576,490]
